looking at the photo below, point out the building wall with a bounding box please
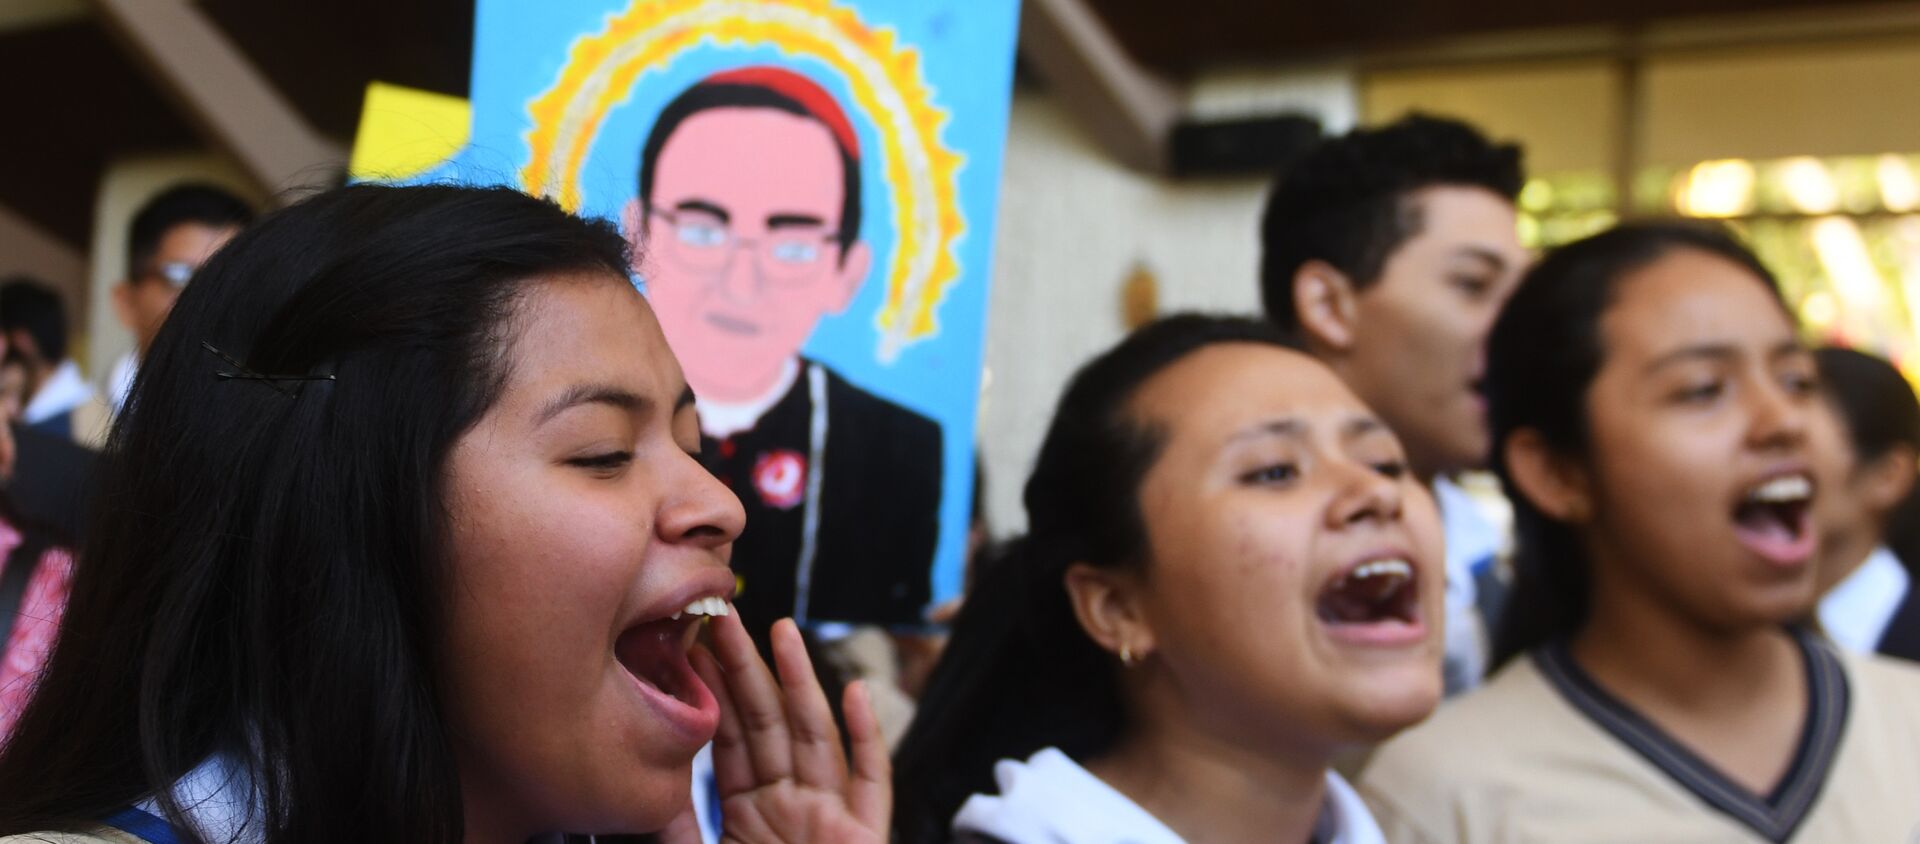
[977,91,1271,534]
[0,205,87,358]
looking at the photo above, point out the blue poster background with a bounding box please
[434,0,1020,619]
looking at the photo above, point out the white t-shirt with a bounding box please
[952,747,1385,844]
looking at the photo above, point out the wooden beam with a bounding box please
[0,0,85,33]
[87,0,342,199]
[0,202,89,334]
[1019,0,1182,173]
[1353,2,1920,73]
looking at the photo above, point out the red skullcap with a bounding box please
[702,66,860,160]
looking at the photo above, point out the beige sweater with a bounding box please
[1359,636,1920,843]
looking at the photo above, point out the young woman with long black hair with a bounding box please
[895,315,1446,843]
[0,184,887,843]
[1809,346,1920,661]
[1359,224,1920,842]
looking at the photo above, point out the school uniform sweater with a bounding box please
[1358,629,1920,843]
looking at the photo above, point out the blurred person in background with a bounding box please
[1809,346,1920,661]
[108,183,253,416]
[0,277,106,445]
[0,356,29,422]
[1360,224,1920,842]
[1259,114,1530,694]
[0,315,98,544]
[0,417,75,745]
[895,315,1444,844]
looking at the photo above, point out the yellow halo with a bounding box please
[521,0,967,361]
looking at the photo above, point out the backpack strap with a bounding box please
[101,806,185,844]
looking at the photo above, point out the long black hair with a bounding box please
[892,314,1293,842]
[0,184,631,842]
[1486,222,1787,670]
[1814,346,1920,575]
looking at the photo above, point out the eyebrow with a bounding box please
[1227,415,1390,444]
[767,213,827,230]
[1450,246,1508,273]
[1643,344,1738,374]
[535,383,648,426]
[1343,417,1390,439]
[672,199,730,223]
[1643,339,1808,375]
[1770,340,1811,361]
[1229,418,1304,443]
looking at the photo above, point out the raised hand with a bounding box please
[666,611,891,843]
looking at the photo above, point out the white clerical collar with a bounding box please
[1820,545,1911,653]
[697,357,802,440]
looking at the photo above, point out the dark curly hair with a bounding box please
[1259,113,1524,338]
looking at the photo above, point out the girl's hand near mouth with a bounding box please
[661,612,891,843]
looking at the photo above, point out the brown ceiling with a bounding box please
[0,21,199,251]
[0,0,474,251]
[1094,0,1871,73]
[199,0,474,138]
[0,0,1896,251]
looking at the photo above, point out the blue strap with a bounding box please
[703,766,724,840]
[101,806,183,844]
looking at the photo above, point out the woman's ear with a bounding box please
[1063,563,1156,663]
[1859,443,1920,516]
[1504,428,1595,524]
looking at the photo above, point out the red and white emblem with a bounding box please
[752,450,808,510]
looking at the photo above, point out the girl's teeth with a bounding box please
[1750,475,1812,502]
[1353,559,1412,580]
[668,597,734,621]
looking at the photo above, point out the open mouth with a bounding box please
[1731,472,1816,567]
[613,597,729,737]
[1317,557,1420,629]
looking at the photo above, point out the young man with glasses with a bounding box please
[621,67,942,631]
[108,184,254,414]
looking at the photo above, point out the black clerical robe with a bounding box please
[703,359,942,629]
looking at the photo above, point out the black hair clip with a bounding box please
[202,341,337,397]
